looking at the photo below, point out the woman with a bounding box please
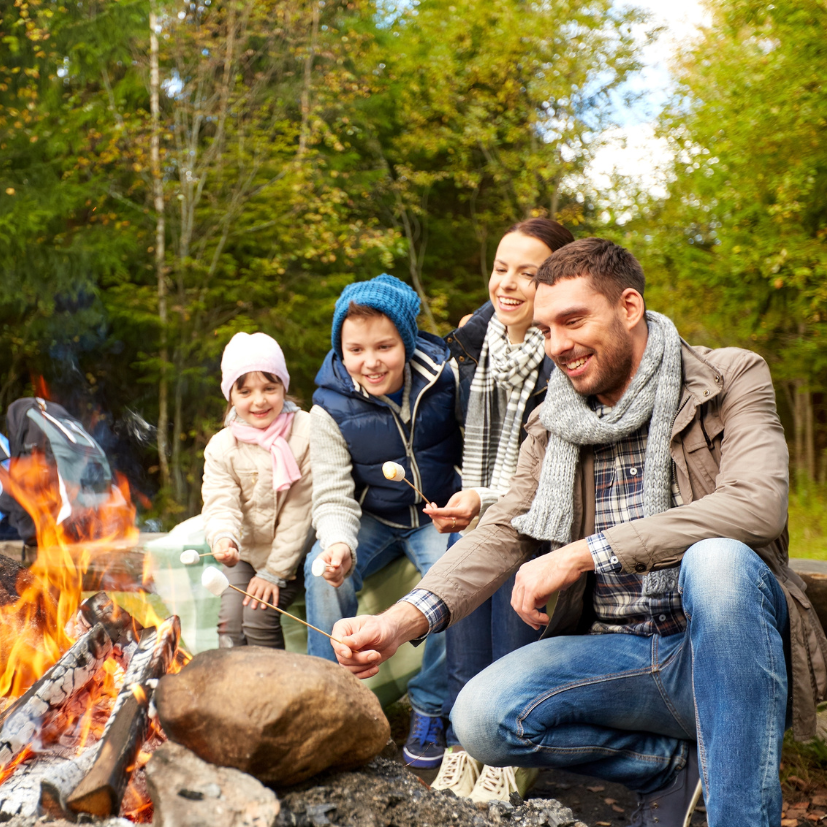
[425,217,574,802]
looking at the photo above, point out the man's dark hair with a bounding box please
[533,238,645,303]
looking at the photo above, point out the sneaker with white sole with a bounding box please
[468,765,540,804]
[431,747,483,797]
[402,710,446,769]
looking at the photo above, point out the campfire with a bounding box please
[0,456,184,822]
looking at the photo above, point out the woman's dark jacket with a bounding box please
[445,301,553,438]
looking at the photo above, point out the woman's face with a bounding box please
[488,232,553,343]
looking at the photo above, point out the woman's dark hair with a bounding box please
[505,218,574,253]
[224,371,302,419]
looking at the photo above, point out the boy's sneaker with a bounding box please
[403,711,446,769]
[431,747,483,797]
[468,765,539,804]
[630,748,702,827]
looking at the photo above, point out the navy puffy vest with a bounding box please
[313,332,462,528]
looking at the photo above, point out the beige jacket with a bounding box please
[201,410,312,583]
[419,342,827,740]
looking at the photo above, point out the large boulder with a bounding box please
[146,741,280,827]
[155,648,390,786]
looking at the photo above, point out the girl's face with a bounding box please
[488,231,553,343]
[341,314,406,397]
[231,371,285,429]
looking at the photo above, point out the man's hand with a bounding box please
[243,576,279,611]
[331,603,430,679]
[213,537,240,566]
[424,490,482,534]
[319,543,353,588]
[511,539,595,629]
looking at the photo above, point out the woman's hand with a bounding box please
[424,490,482,534]
[243,576,279,611]
[213,537,240,566]
[319,543,353,588]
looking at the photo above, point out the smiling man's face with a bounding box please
[532,276,644,406]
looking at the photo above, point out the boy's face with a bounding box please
[341,314,406,397]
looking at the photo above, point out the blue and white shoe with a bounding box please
[402,711,446,769]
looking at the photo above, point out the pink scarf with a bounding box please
[231,412,301,492]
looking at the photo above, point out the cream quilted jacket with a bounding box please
[201,410,312,583]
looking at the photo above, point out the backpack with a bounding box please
[0,398,115,546]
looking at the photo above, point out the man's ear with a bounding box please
[618,288,646,331]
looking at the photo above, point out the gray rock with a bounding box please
[155,648,390,786]
[145,741,280,827]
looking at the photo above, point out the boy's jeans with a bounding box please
[452,539,790,827]
[304,514,449,717]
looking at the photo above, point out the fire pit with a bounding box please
[0,457,185,823]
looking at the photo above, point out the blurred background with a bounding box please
[0,0,824,543]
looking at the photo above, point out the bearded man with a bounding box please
[330,238,827,827]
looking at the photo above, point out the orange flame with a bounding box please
[0,456,139,698]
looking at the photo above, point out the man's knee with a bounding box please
[451,675,514,765]
[679,538,771,621]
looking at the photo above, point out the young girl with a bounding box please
[202,331,312,649]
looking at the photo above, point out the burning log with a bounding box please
[65,616,180,818]
[79,592,143,648]
[0,623,112,768]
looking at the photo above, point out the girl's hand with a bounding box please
[424,490,481,534]
[320,543,353,588]
[213,537,240,566]
[243,576,279,611]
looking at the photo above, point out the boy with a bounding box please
[305,274,462,768]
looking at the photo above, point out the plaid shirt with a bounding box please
[402,403,686,638]
[586,401,685,636]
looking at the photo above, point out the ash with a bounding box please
[276,758,588,827]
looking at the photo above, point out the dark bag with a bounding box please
[0,398,115,546]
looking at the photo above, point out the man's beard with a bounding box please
[563,315,635,401]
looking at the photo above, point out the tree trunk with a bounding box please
[149,0,169,491]
[789,378,816,484]
[298,0,320,157]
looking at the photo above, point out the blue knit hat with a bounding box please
[331,274,421,361]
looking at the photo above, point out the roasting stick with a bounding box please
[382,461,433,505]
[201,567,347,647]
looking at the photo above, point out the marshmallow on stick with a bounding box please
[311,557,339,577]
[381,461,432,504]
[200,567,345,645]
[180,549,214,565]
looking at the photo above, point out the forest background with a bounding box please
[0,0,825,552]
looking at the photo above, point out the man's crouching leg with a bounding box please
[450,632,691,795]
[680,538,789,827]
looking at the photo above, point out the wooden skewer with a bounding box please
[227,585,347,647]
[401,477,433,505]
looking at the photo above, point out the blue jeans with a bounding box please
[443,533,541,745]
[452,539,790,827]
[304,514,449,716]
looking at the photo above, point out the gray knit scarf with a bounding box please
[512,312,683,591]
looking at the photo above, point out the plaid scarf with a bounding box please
[462,317,545,493]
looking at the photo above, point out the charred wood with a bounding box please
[66,617,180,818]
[78,592,143,648]
[0,624,112,767]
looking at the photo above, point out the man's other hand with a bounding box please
[331,603,430,679]
[511,539,595,629]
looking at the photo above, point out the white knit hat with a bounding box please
[220,332,290,400]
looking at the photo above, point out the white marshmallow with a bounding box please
[382,461,406,481]
[180,549,200,565]
[311,557,327,577]
[201,566,230,596]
